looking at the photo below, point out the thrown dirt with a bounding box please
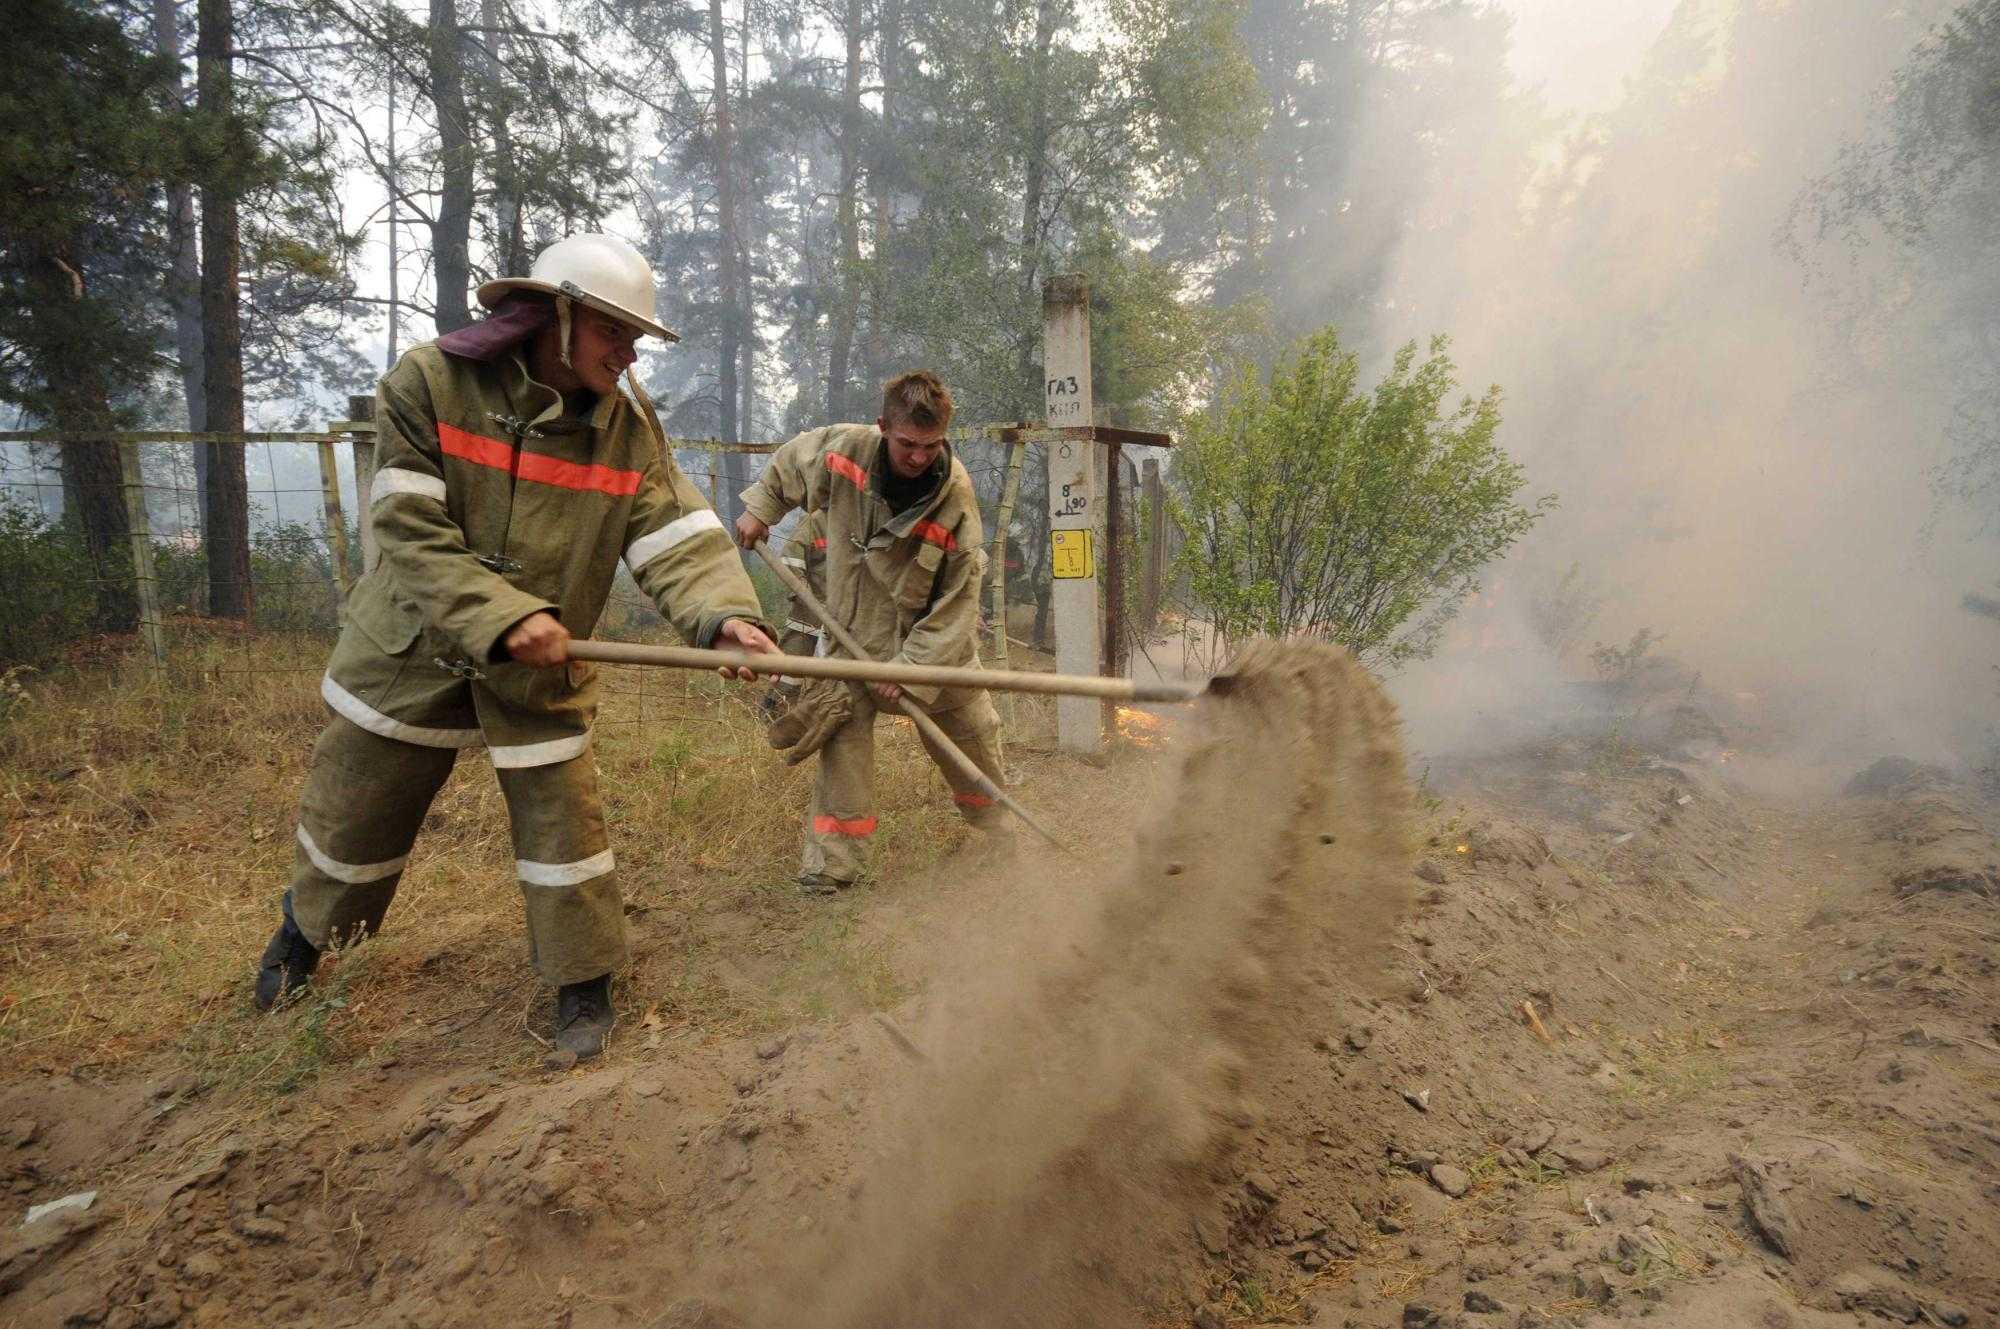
[737,639,1415,1326]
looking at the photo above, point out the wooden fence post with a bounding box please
[988,437,1025,666]
[1101,441,1127,732]
[1140,457,1164,635]
[316,436,352,599]
[988,436,1027,729]
[118,438,167,665]
[345,394,377,571]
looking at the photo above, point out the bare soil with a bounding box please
[3,641,1997,1329]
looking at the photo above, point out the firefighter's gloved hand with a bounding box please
[767,678,855,766]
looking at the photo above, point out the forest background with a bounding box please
[3,0,1996,769]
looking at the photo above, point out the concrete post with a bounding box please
[1043,274,1100,754]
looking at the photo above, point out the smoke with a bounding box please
[1378,0,1997,779]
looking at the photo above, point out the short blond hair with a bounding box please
[880,370,954,430]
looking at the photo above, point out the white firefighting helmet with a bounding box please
[476,233,678,343]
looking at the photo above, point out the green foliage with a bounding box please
[743,559,790,624]
[1796,0,2000,248]
[0,0,360,428]
[1160,0,1535,346]
[1528,561,1605,658]
[0,0,196,425]
[1077,231,1271,429]
[650,730,721,819]
[0,495,99,666]
[1169,328,1550,668]
[0,494,348,665]
[1793,0,2000,522]
[817,0,1269,425]
[159,521,344,634]
[1589,628,1665,687]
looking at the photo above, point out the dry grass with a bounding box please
[0,628,1007,1088]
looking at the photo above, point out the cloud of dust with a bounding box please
[1376,0,1997,781]
[739,643,1414,1328]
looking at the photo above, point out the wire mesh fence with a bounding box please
[0,427,1158,744]
[0,436,351,670]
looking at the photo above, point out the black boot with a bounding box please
[555,974,615,1060]
[253,892,321,1012]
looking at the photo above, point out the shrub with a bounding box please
[1169,329,1551,669]
[0,494,108,666]
[0,493,346,664]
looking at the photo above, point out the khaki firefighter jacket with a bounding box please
[740,424,985,708]
[322,342,766,765]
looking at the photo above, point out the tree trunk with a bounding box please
[1016,0,1057,405]
[33,253,136,632]
[155,0,208,559]
[824,0,864,422]
[386,46,401,368]
[197,0,251,622]
[478,0,525,277]
[737,0,757,442]
[54,423,137,634]
[708,0,739,440]
[429,0,474,333]
[708,0,745,518]
[863,0,901,392]
[151,0,204,482]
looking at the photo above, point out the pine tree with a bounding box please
[0,0,197,632]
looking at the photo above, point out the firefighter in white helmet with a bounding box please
[252,234,778,1061]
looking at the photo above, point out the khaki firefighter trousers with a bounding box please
[286,715,626,986]
[804,689,1006,884]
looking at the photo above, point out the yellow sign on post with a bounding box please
[1051,528,1094,579]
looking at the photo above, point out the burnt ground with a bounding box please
[2,654,1997,1329]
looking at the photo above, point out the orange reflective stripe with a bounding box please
[437,422,516,471]
[437,422,643,496]
[514,451,643,497]
[813,813,878,837]
[812,537,828,549]
[913,519,957,551]
[826,452,868,489]
[952,792,995,808]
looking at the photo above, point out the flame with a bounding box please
[1115,706,1167,748]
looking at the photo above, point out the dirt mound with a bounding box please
[1851,764,1999,898]
[738,639,1416,1326]
[1843,755,1950,799]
